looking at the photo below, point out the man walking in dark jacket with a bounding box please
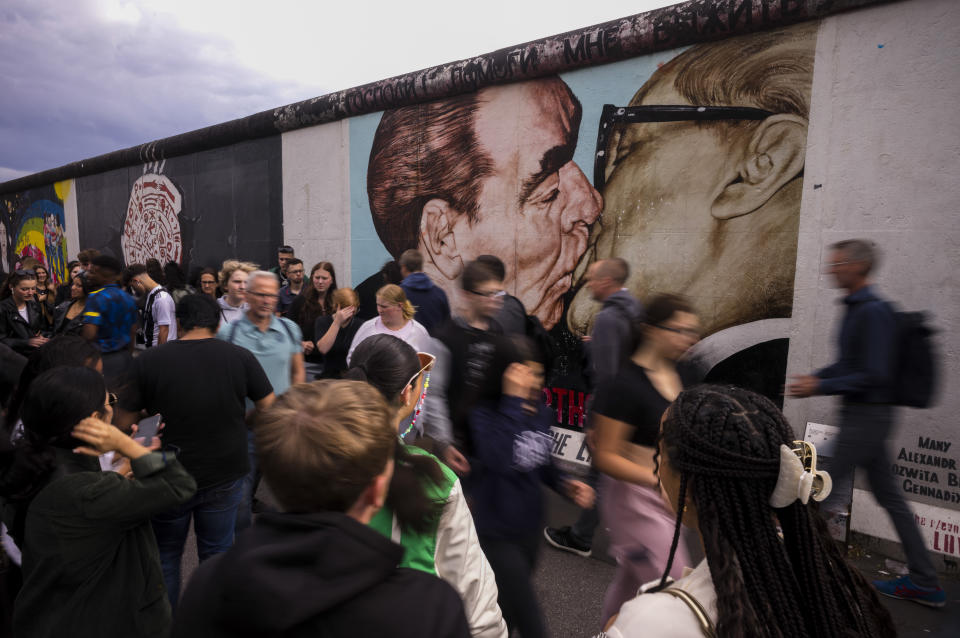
[789,239,944,607]
[173,380,469,638]
[545,258,642,557]
[399,249,450,335]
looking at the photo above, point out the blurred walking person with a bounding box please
[788,239,944,606]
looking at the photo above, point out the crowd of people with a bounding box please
[0,239,942,637]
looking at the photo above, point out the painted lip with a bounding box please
[532,271,573,315]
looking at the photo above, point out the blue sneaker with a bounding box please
[873,574,946,608]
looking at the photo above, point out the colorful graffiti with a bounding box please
[350,22,816,414]
[0,181,69,284]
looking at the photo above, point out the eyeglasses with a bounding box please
[200,279,217,286]
[107,393,119,406]
[656,324,701,339]
[594,104,774,192]
[469,289,506,299]
[249,292,279,300]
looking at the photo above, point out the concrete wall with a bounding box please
[784,0,960,555]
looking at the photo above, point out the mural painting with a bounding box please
[351,23,816,455]
[121,167,184,267]
[76,137,283,275]
[0,181,69,284]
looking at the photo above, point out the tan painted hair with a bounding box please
[376,284,416,321]
[218,259,258,289]
[254,380,396,513]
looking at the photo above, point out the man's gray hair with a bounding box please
[831,239,878,274]
[247,270,280,287]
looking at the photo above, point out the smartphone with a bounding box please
[134,414,162,445]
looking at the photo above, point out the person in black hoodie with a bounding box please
[173,379,470,638]
[470,336,593,638]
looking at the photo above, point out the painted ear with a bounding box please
[419,198,463,281]
[711,114,807,220]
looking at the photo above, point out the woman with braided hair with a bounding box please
[603,385,896,638]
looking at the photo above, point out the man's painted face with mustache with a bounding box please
[440,79,602,329]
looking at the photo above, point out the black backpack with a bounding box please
[890,308,939,408]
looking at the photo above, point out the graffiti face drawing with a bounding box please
[122,173,183,267]
[569,26,815,338]
[368,77,601,329]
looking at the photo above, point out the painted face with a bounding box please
[199,274,218,296]
[286,264,304,285]
[226,270,248,302]
[454,79,602,330]
[571,67,806,337]
[312,268,332,294]
[247,276,279,319]
[376,296,404,326]
[12,278,37,304]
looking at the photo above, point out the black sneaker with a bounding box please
[544,526,592,557]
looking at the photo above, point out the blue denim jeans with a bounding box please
[236,431,261,532]
[151,476,243,609]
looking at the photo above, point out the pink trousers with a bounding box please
[599,474,690,624]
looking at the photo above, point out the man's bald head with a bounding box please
[593,258,629,286]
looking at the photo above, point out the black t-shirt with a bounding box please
[591,362,674,447]
[124,338,273,489]
[313,316,362,379]
[436,318,503,457]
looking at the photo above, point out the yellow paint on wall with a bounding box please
[54,180,71,202]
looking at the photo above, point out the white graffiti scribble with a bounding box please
[121,172,183,266]
[512,430,552,472]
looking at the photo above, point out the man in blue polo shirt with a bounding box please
[218,270,305,530]
[82,254,138,396]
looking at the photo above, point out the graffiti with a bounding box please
[570,23,816,402]
[348,23,816,443]
[366,76,600,331]
[121,165,183,266]
[0,0,885,198]
[77,137,282,275]
[0,182,68,284]
[563,27,623,65]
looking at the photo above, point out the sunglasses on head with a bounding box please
[404,352,437,390]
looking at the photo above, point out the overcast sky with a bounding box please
[0,0,676,183]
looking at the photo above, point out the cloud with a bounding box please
[0,0,672,182]
[0,0,329,178]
